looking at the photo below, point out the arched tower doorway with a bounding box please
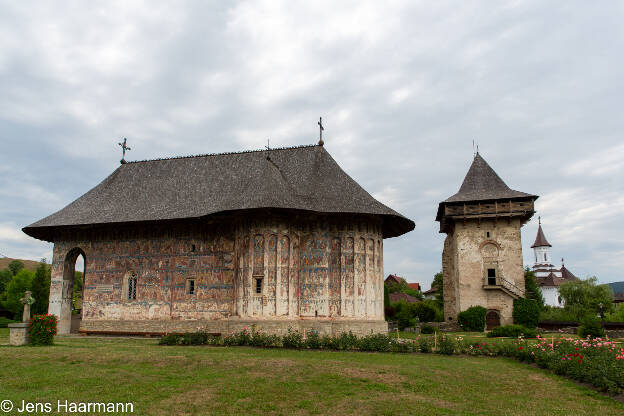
[58,247,86,334]
[486,309,501,330]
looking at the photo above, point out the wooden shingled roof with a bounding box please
[531,224,552,248]
[443,153,535,203]
[436,153,537,224]
[23,144,415,242]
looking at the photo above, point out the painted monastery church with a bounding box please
[23,143,414,335]
[530,219,578,307]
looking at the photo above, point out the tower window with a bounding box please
[486,231,490,238]
[544,253,547,262]
[187,279,195,295]
[255,278,263,294]
[191,244,196,252]
[487,268,496,285]
[127,273,137,300]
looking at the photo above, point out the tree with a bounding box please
[558,277,614,321]
[8,260,24,276]
[432,271,444,308]
[31,259,51,315]
[1,269,34,319]
[385,280,423,300]
[524,268,545,308]
[0,269,12,295]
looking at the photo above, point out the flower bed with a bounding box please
[159,329,624,394]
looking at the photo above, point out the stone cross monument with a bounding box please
[8,291,35,346]
[20,291,35,323]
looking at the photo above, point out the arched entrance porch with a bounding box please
[56,247,86,334]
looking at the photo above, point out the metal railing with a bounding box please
[484,276,525,298]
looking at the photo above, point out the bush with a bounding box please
[539,306,579,322]
[28,314,57,346]
[417,336,432,353]
[437,335,456,355]
[420,325,436,334]
[357,333,391,352]
[457,306,487,332]
[0,317,17,328]
[413,302,437,322]
[513,298,540,329]
[487,325,537,338]
[333,332,358,351]
[223,328,252,346]
[159,334,182,345]
[305,330,321,349]
[250,330,280,347]
[577,316,605,339]
[282,328,303,349]
[181,332,209,345]
[394,302,417,330]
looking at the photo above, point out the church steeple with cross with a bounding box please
[532,216,553,268]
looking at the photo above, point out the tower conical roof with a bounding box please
[531,224,552,248]
[443,153,535,203]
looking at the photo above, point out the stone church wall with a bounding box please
[49,214,386,336]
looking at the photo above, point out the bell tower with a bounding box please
[531,217,553,269]
[436,153,537,327]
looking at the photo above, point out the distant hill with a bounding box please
[608,282,624,295]
[0,257,41,272]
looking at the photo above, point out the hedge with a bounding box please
[487,324,537,338]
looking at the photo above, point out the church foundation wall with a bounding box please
[78,318,388,337]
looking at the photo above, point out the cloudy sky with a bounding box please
[1,1,623,288]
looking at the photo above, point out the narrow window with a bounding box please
[128,273,137,300]
[255,278,262,294]
[191,244,196,252]
[544,253,547,262]
[487,268,496,285]
[486,231,490,238]
[187,279,195,295]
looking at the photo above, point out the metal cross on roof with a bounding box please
[318,117,324,146]
[265,138,271,160]
[538,216,541,225]
[118,138,131,164]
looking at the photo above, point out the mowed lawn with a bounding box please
[0,329,622,415]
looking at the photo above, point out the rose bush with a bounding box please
[28,314,57,346]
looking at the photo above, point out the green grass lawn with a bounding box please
[0,328,622,415]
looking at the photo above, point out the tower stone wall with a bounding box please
[442,218,525,325]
